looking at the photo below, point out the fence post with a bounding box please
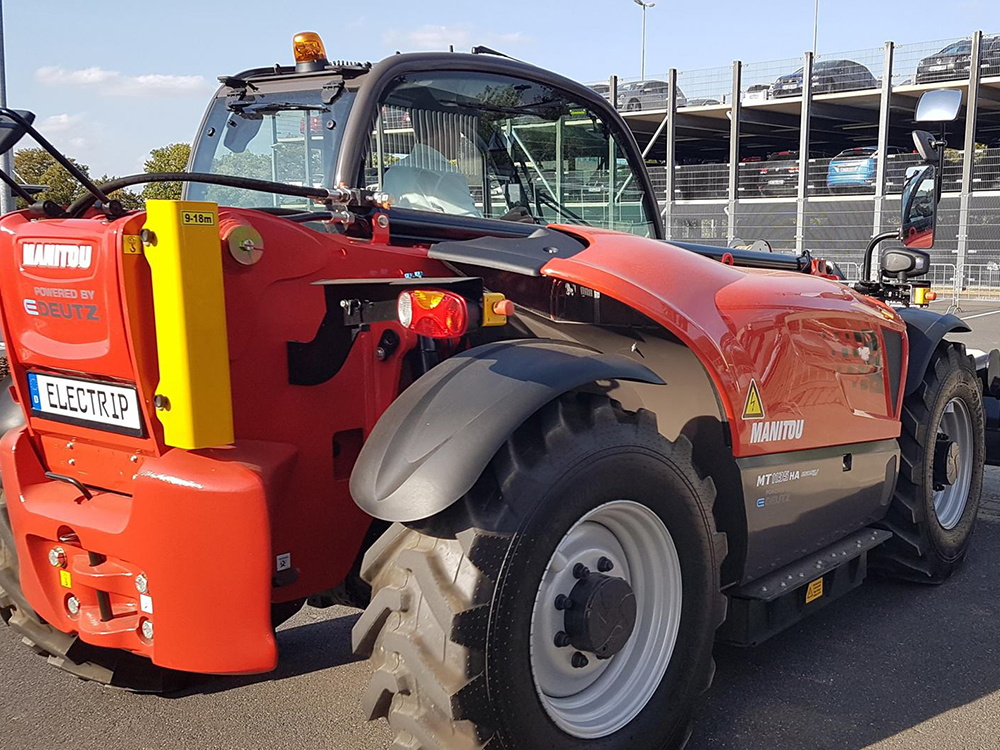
[872,41,895,243]
[728,61,742,242]
[796,51,814,253]
[955,30,982,308]
[663,68,678,238]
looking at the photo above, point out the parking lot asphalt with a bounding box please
[5,308,1000,750]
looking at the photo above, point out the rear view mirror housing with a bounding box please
[0,109,35,156]
[900,164,937,249]
[915,89,962,123]
[881,247,930,279]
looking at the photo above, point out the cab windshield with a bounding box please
[366,71,656,236]
[187,85,356,209]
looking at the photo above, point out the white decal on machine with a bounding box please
[21,243,93,269]
[749,419,805,444]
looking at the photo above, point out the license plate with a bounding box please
[929,64,947,72]
[27,372,144,436]
[768,179,785,184]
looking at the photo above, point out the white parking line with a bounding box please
[961,309,1000,320]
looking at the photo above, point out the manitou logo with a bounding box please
[21,243,93,270]
[749,419,805,445]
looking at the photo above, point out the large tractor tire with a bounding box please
[353,393,728,750]
[0,489,182,692]
[872,342,985,583]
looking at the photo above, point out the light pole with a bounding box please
[634,0,655,81]
[0,0,11,215]
[812,0,820,56]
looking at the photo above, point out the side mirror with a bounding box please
[915,89,962,123]
[901,164,937,249]
[0,109,35,155]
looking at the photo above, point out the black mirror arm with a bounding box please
[0,107,115,209]
[862,231,900,282]
[0,167,37,205]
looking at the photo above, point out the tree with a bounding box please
[13,147,89,207]
[141,143,191,200]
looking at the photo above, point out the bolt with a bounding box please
[375,346,387,361]
[153,394,170,411]
[67,458,76,466]
[140,619,154,641]
[139,228,156,246]
[48,547,67,569]
[135,573,149,595]
[65,441,74,450]
[376,213,390,229]
[573,563,590,580]
[130,454,139,463]
[554,594,573,611]
[554,631,571,648]
[571,652,589,669]
[66,596,81,616]
[597,557,614,573]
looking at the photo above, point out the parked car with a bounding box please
[771,59,877,98]
[744,84,770,101]
[686,97,722,107]
[827,145,910,192]
[755,150,834,197]
[915,35,1000,84]
[588,82,612,101]
[618,80,688,111]
[674,158,728,199]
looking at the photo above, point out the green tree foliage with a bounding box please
[13,147,89,207]
[141,143,191,201]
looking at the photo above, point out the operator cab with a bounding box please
[187,38,660,243]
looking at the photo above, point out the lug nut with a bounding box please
[573,563,590,580]
[597,556,614,573]
[571,652,589,669]
[554,631,571,648]
[554,594,573,611]
[140,619,154,641]
[134,573,149,595]
[66,596,81,616]
[48,547,67,569]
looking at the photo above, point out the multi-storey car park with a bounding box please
[593,30,1000,303]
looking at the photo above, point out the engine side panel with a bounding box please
[540,228,908,458]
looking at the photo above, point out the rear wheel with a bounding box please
[353,394,728,750]
[872,342,984,582]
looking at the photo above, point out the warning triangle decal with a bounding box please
[743,379,765,420]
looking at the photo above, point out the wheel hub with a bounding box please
[563,571,637,660]
[934,435,960,488]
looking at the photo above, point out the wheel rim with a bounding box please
[934,397,974,530]
[529,500,682,739]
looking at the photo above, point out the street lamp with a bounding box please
[634,0,655,81]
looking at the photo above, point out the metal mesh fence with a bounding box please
[669,202,729,244]
[676,66,732,106]
[893,37,970,86]
[742,56,803,101]
[814,46,885,95]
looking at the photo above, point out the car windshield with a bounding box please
[938,40,971,56]
[835,148,875,158]
[187,85,356,209]
[365,71,656,237]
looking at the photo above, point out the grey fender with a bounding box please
[897,307,971,396]
[349,338,664,522]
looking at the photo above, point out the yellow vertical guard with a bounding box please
[143,200,234,449]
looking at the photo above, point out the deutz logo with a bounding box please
[21,243,93,270]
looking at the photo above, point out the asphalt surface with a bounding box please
[5,307,1000,750]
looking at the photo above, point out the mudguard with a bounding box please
[897,308,971,395]
[350,339,664,522]
[0,374,24,487]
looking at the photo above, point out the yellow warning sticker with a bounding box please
[123,235,143,255]
[59,570,72,589]
[743,379,765,420]
[180,210,216,227]
[805,578,824,604]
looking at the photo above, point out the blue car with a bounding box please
[826,146,909,192]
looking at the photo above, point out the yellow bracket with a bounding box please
[142,201,234,449]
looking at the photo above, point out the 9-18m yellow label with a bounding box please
[805,578,824,603]
[181,210,215,227]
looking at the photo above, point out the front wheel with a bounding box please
[872,342,984,582]
[353,394,727,750]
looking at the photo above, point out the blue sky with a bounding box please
[6,0,998,176]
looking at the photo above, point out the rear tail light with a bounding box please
[397,289,469,338]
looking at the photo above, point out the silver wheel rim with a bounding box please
[528,500,682,739]
[934,397,974,530]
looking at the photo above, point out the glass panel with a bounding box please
[368,71,655,236]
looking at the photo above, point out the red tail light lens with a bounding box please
[397,289,469,338]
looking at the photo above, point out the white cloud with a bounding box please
[385,24,531,52]
[35,66,211,98]
[36,113,90,150]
